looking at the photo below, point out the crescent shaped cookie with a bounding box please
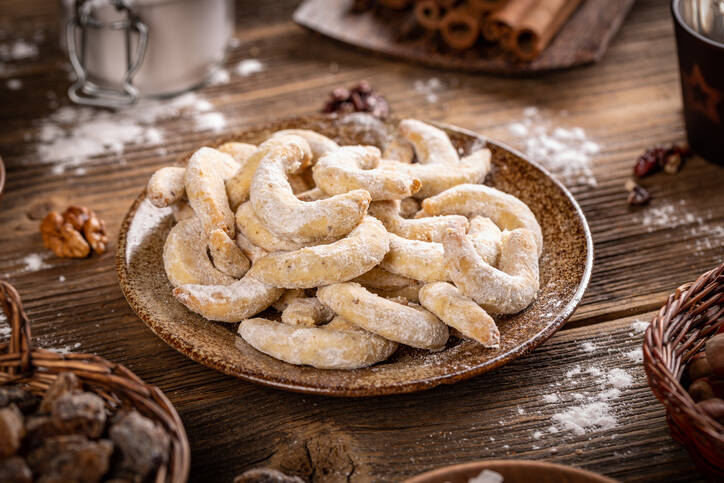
[419,282,500,348]
[173,275,283,323]
[149,148,244,209]
[313,145,421,200]
[281,297,334,327]
[443,225,539,315]
[208,228,251,278]
[317,282,449,350]
[383,134,415,164]
[250,136,371,244]
[185,147,240,238]
[368,200,469,242]
[398,119,459,165]
[235,201,304,252]
[379,233,448,282]
[247,216,389,288]
[217,142,257,163]
[147,167,186,208]
[163,217,236,288]
[421,183,543,255]
[368,283,423,304]
[353,266,416,291]
[238,317,398,369]
[273,129,340,161]
[468,216,502,266]
[380,148,491,199]
[226,135,314,211]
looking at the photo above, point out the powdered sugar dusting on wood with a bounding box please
[508,107,599,187]
[33,92,228,174]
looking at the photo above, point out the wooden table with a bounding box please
[0,0,722,481]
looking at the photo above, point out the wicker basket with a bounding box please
[0,281,190,482]
[643,262,724,478]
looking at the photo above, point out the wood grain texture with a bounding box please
[294,0,636,74]
[0,0,722,481]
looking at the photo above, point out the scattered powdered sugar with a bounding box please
[631,320,649,333]
[508,107,599,187]
[34,92,227,174]
[236,59,264,76]
[638,199,695,231]
[6,78,22,90]
[0,39,39,61]
[48,342,82,354]
[607,368,633,388]
[58,275,66,283]
[195,111,226,132]
[635,199,724,251]
[625,347,643,363]
[469,469,504,483]
[540,363,636,436]
[21,253,50,272]
[208,68,231,86]
[581,342,597,352]
[414,77,443,104]
[552,402,617,436]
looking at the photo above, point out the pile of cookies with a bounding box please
[149,119,542,370]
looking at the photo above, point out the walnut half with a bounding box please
[40,206,107,258]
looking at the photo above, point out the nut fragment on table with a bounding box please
[624,179,650,206]
[321,81,390,119]
[40,205,107,258]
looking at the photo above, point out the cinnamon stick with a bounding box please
[440,5,481,50]
[414,0,444,30]
[481,0,536,43]
[511,0,581,61]
[468,0,507,13]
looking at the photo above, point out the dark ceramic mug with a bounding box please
[672,0,724,165]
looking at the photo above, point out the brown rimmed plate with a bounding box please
[116,114,592,397]
[405,460,616,483]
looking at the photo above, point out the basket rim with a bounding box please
[0,281,191,483]
[643,262,724,442]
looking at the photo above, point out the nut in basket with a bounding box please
[0,281,190,482]
[643,262,724,479]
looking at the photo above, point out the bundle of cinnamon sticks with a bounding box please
[364,0,582,61]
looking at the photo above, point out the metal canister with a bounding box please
[60,0,234,108]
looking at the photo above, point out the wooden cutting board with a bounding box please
[294,0,636,74]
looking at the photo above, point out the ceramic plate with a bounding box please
[116,114,592,397]
[406,460,615,483]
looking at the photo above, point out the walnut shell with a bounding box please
[51,392,107,438]
[27,435,113,483]
[83,211,108,255]
[40,211,91,258]
[110,410,170,480]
